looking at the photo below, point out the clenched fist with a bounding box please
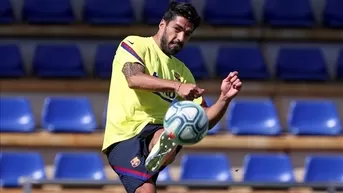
[176,83,205,101]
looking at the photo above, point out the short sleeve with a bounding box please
[115,36,146,67]
[180,65,208,107]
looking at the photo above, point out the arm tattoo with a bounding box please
[122,62,145,79]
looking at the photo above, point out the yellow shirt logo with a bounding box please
[174,71,181,82]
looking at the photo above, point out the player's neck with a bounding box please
[152,35,172,59]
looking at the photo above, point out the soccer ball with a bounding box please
[163,101,209,145]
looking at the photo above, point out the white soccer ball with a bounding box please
[163,101,209,145]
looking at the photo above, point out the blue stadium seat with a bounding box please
[323,0,343,28]
[0,44,25,77]
[216,46,269,80]
[203,0,255,26]
[157,167,172,182]
[94,44,117,78]
[264,0,314,27]
[204,96,222,134]
[22,0,74,24]
[276,47,328,81]
[54,152,106,180]
[304,155,343,182]
[337,49,343,79]
[0,97,35,132]
[32,44,86,78]
[0,0,15,23]
[0,152,45,187]
[41,97,97,133]
[243,154,295,182]
[84,0,134,24]
[180,154,232,181]
[288,100,342,135]
[176,45,209,80]
[227,99,281,135]
[143,0,190,24]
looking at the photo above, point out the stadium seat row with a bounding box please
[1,0,342,27]
[1,152,342,187]
[1,97,342,136]
[1,44,343,80]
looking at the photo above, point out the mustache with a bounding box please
[170,41,183,48]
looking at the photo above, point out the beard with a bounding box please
[160,30,183,56]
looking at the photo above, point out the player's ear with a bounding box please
[159,19,166,29]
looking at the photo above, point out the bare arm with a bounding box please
[122,62,205,100]
[122,62,180,92]
[202,71,242,130]
[202,94,230,130]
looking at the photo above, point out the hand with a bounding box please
[220,71,242,101]
[176,83,205,101]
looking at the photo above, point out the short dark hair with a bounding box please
[162,1,201,30]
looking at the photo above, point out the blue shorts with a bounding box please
[105,124,182,193]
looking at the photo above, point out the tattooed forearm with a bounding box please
[121,61,180,91]
[122,62,145,79]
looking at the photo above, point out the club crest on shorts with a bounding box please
[130,156,141,168]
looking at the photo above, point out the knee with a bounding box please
[135,181,156,193]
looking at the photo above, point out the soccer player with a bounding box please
[102,1,242,193]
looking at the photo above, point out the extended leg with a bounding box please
[145,128,179,172]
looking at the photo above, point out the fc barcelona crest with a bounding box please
[130,156,141,168]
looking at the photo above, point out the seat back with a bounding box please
[243,153,295,182]
[204,0,255,25]
[54,152,106,180]
[94,44,118,78]
[41,97,97,132]
[0,152,45,187]
[84,0,134,24]
[304,155,343,182]
[216,46,269,80]
[288,100,342,135]
[0,97,35,132]
[227,99,281,135]
[33,44,85,77]
[276,47,327,80]
[23,0,74,23]
[180,153,232,181]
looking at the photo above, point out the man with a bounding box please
[102,1,242,193]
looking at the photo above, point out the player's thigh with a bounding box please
[144,125,182,166]
[106,136,159,193]
[135,179,157,193]
[118,174,157,193]
[148,128,164,151]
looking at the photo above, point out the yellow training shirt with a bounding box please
[102,36,205,153]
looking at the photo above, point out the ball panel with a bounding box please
[198,124,208,140]
[178,125,197,140]
[167,117,182,131]
[196,113,208,130]
[163,101,209,146]
[181,106,199,121]
[164,105,177,122]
